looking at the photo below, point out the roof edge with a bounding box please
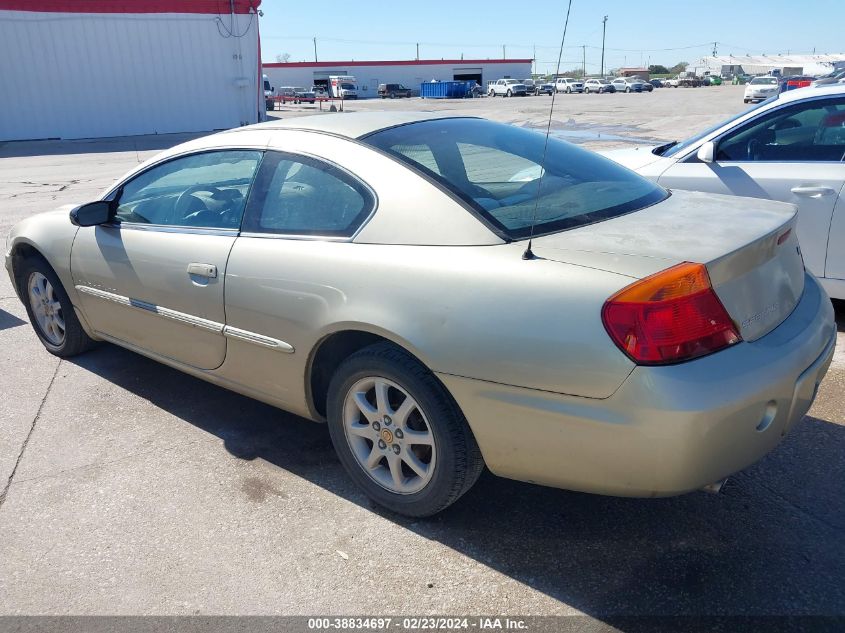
[0,0,260,14]
[263,58,534,69]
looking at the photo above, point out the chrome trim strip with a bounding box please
[223,325,295,353]
[75,285,224,333]
[104,223,239,237]
[76,285,296,352]
[238,231,352,243]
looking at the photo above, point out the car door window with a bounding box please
[716,97,845,162]
[242,152,374,237]
[114,150,262,229]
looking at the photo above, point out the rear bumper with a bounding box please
[439,273,836,497]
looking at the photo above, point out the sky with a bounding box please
[257,0,845,74]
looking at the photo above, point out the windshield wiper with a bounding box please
[652,141,678,156]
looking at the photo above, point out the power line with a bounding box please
[261,33,717,55]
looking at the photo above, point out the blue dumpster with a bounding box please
[419,81,471,99]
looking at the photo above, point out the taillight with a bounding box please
[601,262,741,365]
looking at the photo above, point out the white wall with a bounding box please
[0,10,261,140]
[263,62,533,98]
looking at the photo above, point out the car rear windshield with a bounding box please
[362,118,667,239]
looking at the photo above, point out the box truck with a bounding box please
[328,75,358,99]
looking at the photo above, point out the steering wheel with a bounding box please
[173,185,223,222]
[746,138,763,161]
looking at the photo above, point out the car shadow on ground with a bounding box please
[0,307,26,332]
[67,319,845,620]
[0,132,207,159]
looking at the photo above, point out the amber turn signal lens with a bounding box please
[601,262,742,365]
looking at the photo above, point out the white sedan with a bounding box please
[603,85,845,300]
[744,76,779,103]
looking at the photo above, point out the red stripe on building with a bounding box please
[263,59,534,68]
[0,0,259,13]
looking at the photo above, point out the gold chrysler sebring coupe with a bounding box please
[5,113,836,516]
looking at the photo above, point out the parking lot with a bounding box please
[1,85,844,621]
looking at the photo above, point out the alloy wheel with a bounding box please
[342,376,436,495]
[28,271,65,345]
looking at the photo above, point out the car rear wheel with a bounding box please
[326,342,484,517]
[18,256,95,357]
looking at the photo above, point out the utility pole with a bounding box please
[533,44,536,76]
[416,43,419,60]
[600,15,608,77]
[503,44,506,59]
[313,37,318,62]
[582,45,586,78]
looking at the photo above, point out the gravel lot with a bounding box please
[1,85,844,621]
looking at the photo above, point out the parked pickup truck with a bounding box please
[488,79,528,97]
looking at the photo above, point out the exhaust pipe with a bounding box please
[700,478,728,494]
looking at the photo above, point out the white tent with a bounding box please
[694,54,845,77]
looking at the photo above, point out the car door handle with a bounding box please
[790,185,836,198]
[187,263,217,278]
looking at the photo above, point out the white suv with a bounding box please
[488,79,528,97]
[555,77,584,93]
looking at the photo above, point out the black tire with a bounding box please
[390,92,396,99]
[506,89,512,97]
[17,255,96,358]
[326,342,484,517]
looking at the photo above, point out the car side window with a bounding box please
[242,152,374,237]
[716,97,845,162]
[114,150,262,229]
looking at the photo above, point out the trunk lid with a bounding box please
[531,190,805,342]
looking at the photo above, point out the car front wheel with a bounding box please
[18,256,96,357]
[326,342,484,517]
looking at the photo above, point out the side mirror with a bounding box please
[697,141,716,163]
[70,200,113,227]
